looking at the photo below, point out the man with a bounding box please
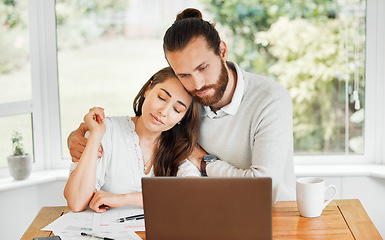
[68,8,295,202]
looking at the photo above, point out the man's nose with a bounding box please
[192,74,205,90]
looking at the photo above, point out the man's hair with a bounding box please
[163,8,221,55]
[133,67,201,176]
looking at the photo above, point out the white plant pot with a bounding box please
[7,154,32,180]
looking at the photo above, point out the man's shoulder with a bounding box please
[242,70,290,100]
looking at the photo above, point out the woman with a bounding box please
[64,67,201,213]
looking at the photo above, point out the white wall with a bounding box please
[0,180,67,240]
[1,176,384,240]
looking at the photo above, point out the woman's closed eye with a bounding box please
[158,94,168,101]
[173,107,181,114]
[174,103,187,114]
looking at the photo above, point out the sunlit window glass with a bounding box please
[0,0,31,103]
[204,0,365,155]
[57,0,365,158]
[56,0,205,158]
[0,0,33,169]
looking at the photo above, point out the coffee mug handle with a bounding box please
[323,184,337,209]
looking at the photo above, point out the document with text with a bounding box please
[42,206,145,240]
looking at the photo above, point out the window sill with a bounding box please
[0,164,384,192]
[295,164,385,179]
[0,169,68,192]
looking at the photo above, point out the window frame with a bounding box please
[29,0,64,169]
[0,101,35,174]
[294,0,385,165]
[1,0,384,178]
[0,0,63,178]
[367,0,385,165]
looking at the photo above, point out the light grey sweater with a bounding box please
[200,63,296,203]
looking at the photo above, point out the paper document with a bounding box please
[42,206,145,240]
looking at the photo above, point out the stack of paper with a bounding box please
[42,206,145,240]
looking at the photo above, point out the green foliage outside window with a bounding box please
[55,0,128,49]
[0,0,128,74]
[202,0,365,154]
[0,0,27,74]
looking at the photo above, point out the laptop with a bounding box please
[142,177,272,240]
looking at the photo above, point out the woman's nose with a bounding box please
[158,104,171,116]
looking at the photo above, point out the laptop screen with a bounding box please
[142,177,272,240]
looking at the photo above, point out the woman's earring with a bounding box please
[177,121,181,125]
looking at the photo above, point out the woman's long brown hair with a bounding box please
[133,67,201,176]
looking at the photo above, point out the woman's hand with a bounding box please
[84,107,106,140]
[89,190,125,213]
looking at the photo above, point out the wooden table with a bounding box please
[22,199,382,240]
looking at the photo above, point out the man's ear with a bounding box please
[219,41,228,60]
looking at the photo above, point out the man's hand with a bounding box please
[67,122,88,162]
[188,144,208,171]
[68,122,103,163]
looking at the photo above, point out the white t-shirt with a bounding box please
[69,116,200,194]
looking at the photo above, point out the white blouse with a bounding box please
[69,116,200,194]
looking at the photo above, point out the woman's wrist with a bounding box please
[123,192,143,207]
[87,131,104,143]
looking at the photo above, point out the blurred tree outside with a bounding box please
[0,0,28,74]
[202,0,365,154]
[0,0,128,73]
[55,0,128,49]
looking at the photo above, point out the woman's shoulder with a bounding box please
[100,116,136,146]
[177,160,201,177]
[105,115,132,123]
[104,116,134,130]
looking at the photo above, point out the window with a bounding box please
[0,0,62,177]
[0,0,34,169]
[205,0,366,156]
[55,0,384,164]
[0,0,384,177]
[56,0,205,159]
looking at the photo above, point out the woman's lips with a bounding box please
[151,114,164,125]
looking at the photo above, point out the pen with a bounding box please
[117,213,145,223]
[81,232,114,240]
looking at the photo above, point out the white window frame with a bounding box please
[0,0,64,178]
[294,0,385,166]
[1,0,384,178]
[0,102,35,174]
[29,0,64,169]
[364,0,385,165]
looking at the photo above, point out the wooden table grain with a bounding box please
[21,199,382,240]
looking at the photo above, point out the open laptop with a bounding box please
[142,177,272,240]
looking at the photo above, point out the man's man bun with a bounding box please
[164,8,220,55]
[175,8,202,22]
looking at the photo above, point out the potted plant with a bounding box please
[7,131,32,180]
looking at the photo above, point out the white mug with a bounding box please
[296,177,337,218]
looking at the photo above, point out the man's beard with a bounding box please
[190,60,229,106]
